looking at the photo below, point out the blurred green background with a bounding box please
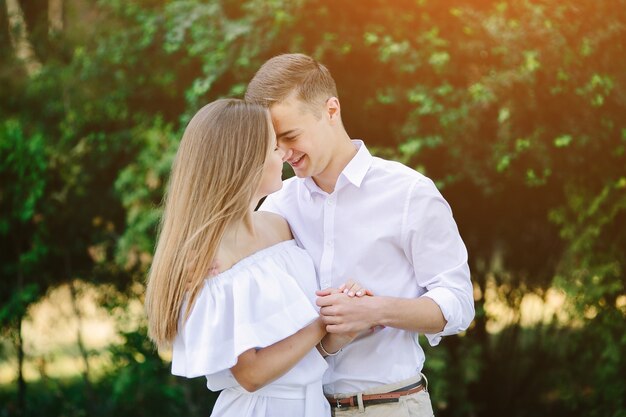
[1,0,625,416]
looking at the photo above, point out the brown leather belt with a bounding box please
[325,379,425,409]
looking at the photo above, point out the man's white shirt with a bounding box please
[260,140,474,394]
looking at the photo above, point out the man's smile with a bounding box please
[288,153,305,167]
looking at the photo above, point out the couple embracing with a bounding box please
[145,53,474,417]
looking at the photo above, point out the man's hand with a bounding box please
[315,289,380,334]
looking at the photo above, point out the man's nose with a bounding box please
[281,148,294,162]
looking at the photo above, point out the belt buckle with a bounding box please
[336,399,342,409]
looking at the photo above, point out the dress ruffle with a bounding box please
[171,240,320,379]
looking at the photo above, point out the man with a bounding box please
[246,53,474,416]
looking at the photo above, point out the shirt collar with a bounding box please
[302,140,372,196]
[341,140,372,188]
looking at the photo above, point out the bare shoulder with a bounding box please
[254,211,293,242]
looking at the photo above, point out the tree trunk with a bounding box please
[17,314,26,417]
[16,242,26,417]
[48,0,63,34]
[5,0,42,76]
[65,251,95,414]
[467,270,488,417]
[69,279,92,385]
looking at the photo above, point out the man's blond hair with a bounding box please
[245,53,338,115]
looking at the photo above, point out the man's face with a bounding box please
[270,95,334,179]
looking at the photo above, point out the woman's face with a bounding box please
[256,121,287,198]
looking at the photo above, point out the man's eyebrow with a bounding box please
[277,129,299,139]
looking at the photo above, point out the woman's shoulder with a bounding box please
[254,211,293,243]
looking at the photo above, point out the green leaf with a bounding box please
[554,134,573,148]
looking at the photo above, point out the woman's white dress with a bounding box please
[171,240,330,417]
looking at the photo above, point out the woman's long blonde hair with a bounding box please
[145,99,271,350]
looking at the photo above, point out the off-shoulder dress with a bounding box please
[171,239,330,417]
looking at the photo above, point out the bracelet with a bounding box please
[319,339,341,356]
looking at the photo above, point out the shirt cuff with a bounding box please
[421,287,464,347]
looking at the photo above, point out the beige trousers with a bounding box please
[329,374,435,417]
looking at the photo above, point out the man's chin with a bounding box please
[291,164,310,178]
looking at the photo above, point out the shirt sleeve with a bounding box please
[402,177,475,346]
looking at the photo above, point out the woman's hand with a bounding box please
[315,281,375,356]
[338,279,374,298]
[316,282,385,336]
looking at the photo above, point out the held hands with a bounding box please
[316,279,382,336]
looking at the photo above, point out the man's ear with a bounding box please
[326,97,341,122]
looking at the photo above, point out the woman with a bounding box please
[145,99,362,417]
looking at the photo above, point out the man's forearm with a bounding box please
[318,292,447,335]
[373,296,446,334]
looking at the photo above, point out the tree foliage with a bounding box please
[1,0,625,416]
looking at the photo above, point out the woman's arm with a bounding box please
[230,317,326,392]
[317,332,355,357]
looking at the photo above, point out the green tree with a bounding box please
[0,119,47,415]
[2,0,625,416]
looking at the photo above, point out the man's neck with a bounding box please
[313,135,357,194]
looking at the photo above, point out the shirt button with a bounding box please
[327,199,333,206]
[326,240,333,247]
